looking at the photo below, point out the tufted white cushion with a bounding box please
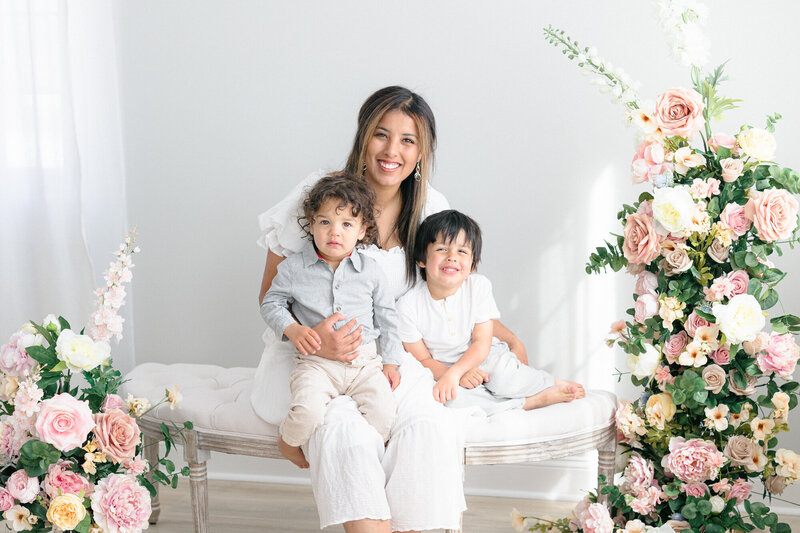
[122,363,615,445]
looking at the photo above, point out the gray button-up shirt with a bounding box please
[260,242,405,366]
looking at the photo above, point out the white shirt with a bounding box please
[396,274,500,364]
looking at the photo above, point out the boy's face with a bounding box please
[310,199,367,264]
[418,230,474,296]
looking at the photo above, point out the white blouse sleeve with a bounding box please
[422,184,450,218]
[256,170,324,257]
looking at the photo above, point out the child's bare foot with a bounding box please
[278,436,309,469]
[556,379,586,399]
[523,382,579,410]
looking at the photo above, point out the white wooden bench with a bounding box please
[123,363,616,533]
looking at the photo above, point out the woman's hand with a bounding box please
[383,364,401,391]
[493,319,528,365]
[433,372,460,404]
[459,368,488,389]
[311,313,362,362]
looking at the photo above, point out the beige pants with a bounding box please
[280,342,396,446]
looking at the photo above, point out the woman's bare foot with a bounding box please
[523,381,580,410]
[556,378,586,399]
[278,436,309,469]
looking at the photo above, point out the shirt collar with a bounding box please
[301,241,363,272]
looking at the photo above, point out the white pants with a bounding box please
[445,339,555,416]
[252,329,467,530]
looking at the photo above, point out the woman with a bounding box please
[252,86,529,532]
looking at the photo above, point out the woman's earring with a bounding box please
[362,162,367,177]
[414,162,421,181]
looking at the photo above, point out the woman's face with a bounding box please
[364,110,421,191]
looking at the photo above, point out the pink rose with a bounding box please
[90,474,151,533]
[93,409,141,464]
[720,158,744,183]
[681,482,709,497]
[43,460,93,500]
[654,88,705,138]
[623,214,661,265]
[624,454,654,496]
[635,271,658,297]
[101,394,126,413]
[684,312,711,338]
[634,293,659,324]
[663,331,688,364]
[662,437,726,483]
[745,189,800,243]
[728,479,752,504]
[582,503,613,533]
[35,393,95,452]
[0,487,13,512]
[756,333,800,378]
[709,345,731,365]
[719,203,751,237]
[711,478,731,495]
[727,270,750,296]
[708,134,737,153]
[6,469,39,504]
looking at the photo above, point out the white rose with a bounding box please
[628,344,661,379]
[652,186,696,237]
[712,294,765,345]
[709,495,725,513]
[738,128,776,161]
[54,329,111,372]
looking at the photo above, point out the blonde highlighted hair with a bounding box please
[343,86,437,283]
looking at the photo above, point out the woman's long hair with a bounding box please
[343,86,437,283]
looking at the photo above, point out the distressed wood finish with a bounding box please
[139,411,616,533]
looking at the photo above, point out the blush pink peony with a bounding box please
[745,189,800,243]
[631,143,666,184]
[654,88,705,138]
[43,460,93,500]
[582,503,614,533]
[0,334,38,378]
[6,469,39,504]
[35,393,95,452]
[624,454,654,496]
[756,333,800,378]
[90,474,151,533]
[623,214,661,265]
[634,271,658,296]
[634,293,659,324]
[663,437,726,483]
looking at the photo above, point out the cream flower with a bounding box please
[628,344,661,379]
[167,385,182,409]
[511,508,526,532]
[738,128,776,161]
[704,404,729,431]
[773,391,790,420]
[659,296,686,331]
[750,417,775,442]
[652,186,696,237]
[730,403,752,427]
[646,393,677,430]
[678,342,707,368]
[775,449,800,480]
[125,394,151,417]
[55,329,111,372]
[674,146,705,174]
[712,294,765,345]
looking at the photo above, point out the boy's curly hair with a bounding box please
[299,173,378,246]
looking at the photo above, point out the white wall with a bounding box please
[114,0,800,507]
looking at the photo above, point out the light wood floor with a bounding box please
[150,479,800,532]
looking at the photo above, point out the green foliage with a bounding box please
[19,440,61,478]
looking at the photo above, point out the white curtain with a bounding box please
[0,0,135,373]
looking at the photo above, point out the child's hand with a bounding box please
[433,373,460,404]
[383,364,401,391]
[459,368,489,389]
[284,323,322,355]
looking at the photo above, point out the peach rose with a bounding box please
[745,189,800,243]
[720,158,744,183]
[708,134,737,153]
[92,408,141,464]
[654,88,705,138]
[623,214,661,265]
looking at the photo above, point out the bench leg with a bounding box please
[184,430,210,533]
[143,433,161,525]
[597,435,617,503]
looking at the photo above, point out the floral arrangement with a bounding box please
[514,8,800,533]
[0,232,189,532]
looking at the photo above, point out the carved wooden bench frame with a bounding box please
[140,415,616,533]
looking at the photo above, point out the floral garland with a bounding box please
[0,231,189,533]
[515,10,800,533]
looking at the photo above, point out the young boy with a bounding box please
[261,173,402,468]
[397,210,584,415]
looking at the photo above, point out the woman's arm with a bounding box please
[492,319,528,365]
[403,340,449,380]
[259,250,286,304]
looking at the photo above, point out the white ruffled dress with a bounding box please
[251,171,467,531]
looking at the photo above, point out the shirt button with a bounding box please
[335,283,340,290]
[336,305,342,312]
